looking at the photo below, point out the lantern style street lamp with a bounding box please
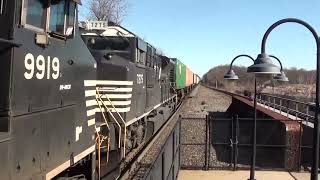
[250,18,319,180]
[270,55,289,82]
[224,54,283,180]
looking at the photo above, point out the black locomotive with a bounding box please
[0,1,96,179]
[0,1,198,179]
[80,22,178,179]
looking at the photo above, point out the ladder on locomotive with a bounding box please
[95,87,128,177]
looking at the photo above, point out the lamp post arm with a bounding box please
[261,18,320,53]
[229,54,255,70]
[269,55,284,71]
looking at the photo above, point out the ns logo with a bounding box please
[24,53,60,80]
[137,74,144,84]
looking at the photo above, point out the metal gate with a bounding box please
[209,113,240,170]
[180,112,312,171]
[210,113,306,171]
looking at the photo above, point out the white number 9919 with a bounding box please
[24,53,60,80]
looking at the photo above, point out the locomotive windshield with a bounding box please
[22,0,76,36]
[86,36,133,60]
[88,37,130,51]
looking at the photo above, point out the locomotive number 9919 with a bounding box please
[24,53,60,80]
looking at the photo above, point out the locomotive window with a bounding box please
[66,2,76,34]
[49,0,65,34]
[137,49,146,64]
[49,0,75,36]
[146,55,150,66]
[24,0,47,29]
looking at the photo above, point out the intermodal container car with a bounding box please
[173,58,186,89]
[185,67,194,87]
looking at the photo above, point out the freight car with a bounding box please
[0,1,199,179]
[171,58,200,99]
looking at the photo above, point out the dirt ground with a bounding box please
[178,170,310,180]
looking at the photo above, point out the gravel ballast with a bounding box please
[180,85,232,169]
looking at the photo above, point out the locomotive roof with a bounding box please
[81,22,164,56]
[81,26,135,38]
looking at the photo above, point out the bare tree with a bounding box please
[88,0,128,25]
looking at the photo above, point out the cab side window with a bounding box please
[49,0,65,34]
[0,0,4,15]
[137,49,146,65]
[23,0,47,30]
[137,39,147,65]
[66,2,76,34]
[146,47,151,67]
[22,0,76,37]
[49,0,75,36]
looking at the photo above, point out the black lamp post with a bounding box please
[224,54,281,180]
[248,18,320,180]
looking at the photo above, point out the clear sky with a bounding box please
[79,0,320,77]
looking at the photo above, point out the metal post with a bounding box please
[306,105,309,122]
[298,120,303,171]
[287,100,289,118]
[231,116,235,171]
[235,115,239,171]
[205,114,209,171]
[248,78,257,180]
[296,103,298,120]
[313,43,320,180]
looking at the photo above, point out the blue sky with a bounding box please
[79,0,320,76]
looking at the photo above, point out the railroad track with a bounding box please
[202,84,250,99]
[118,92,190,179]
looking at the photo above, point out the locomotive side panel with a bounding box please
[146,46,161,111]
[135,38,147,116]
[0,1,97,179]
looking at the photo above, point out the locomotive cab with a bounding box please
[0,1,97,179]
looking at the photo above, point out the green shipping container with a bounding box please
[173,58,186,89]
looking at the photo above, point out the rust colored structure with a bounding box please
[227,95,301,170]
